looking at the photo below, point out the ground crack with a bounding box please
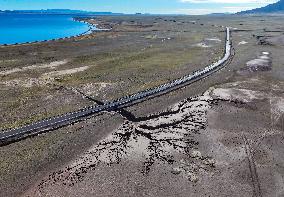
[39,91,252,188]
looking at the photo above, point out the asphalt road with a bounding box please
[0,27,232,146]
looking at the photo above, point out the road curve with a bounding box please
[0,27,232,146]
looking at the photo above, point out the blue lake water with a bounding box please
[0,14,92,45]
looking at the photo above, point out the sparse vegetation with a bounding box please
[2,14,284,197]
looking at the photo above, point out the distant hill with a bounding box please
[0,9,123,15]
[208,12,232,16]
[238,0,284,14]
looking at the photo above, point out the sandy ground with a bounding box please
[24,78,284,197]
[0,60,68,76]
[0,64,90,88]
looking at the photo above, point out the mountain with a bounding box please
[0,9,123,15]
[238,0,284,14]
[208,12,232,16]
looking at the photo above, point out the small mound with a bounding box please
[246,52,272,72]
[194,43,211,48]
[238,41,248,45]
[238,52,272,74]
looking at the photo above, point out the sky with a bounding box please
[0,0,279,15]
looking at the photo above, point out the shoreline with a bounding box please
[0,16,111,47]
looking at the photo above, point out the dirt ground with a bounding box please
[0,15,223,130]
[0,15,284,197]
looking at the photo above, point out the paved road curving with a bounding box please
[0,27,232,146]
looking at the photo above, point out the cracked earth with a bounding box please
[24,78,284,197]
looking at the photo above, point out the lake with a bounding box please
[0,14,93,45]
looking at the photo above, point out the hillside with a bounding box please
[238,0,284,14]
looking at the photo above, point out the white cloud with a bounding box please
[177,8,215,15]
[180,0,278,3]
[176,5,259,14]
[176,0,279,14]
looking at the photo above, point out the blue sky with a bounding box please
[0,0,278,15]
